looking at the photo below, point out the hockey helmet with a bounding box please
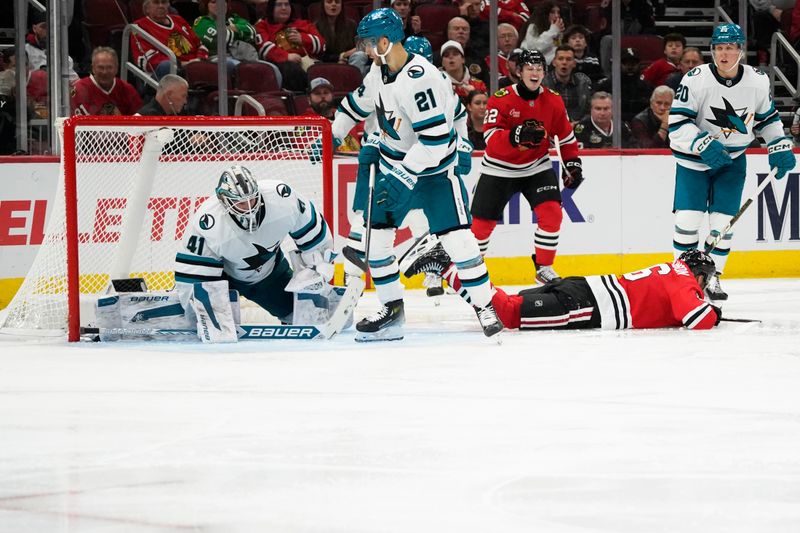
[357,8,405,46]
[404,35,433,63]
[711,23,745,48]
[678,249,717,289]
[216,165,264,232]
[515,49,547,70]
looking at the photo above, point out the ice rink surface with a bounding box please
[1,279,799,533]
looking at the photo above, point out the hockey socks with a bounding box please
[533,201,562,266]
[470,217,497,255]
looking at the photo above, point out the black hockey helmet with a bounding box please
[678,249,717,289]
[515,49,547,70]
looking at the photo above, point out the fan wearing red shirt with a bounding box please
[472,49,583,286]
[71,47,143,116]
[401,246,721,331]
[131,0,208,79]
[641,32,685,87]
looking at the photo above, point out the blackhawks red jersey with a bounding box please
[481,84,579,178]
[131,15,208,71]
[586,260,718,330]
[254,19,325,63]
[71,75,143,116]
[479,0,530,31]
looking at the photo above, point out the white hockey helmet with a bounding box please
[215,165,264,232]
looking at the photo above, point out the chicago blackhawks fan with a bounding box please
[668,23,795,303]
[403,245,721,331]
[330,8,500,341]
[174,165,334,325]
[473,48,584,285]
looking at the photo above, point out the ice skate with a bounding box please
[355,299,405,342]
[533,255,561,285]
[423,273,445,298]
[473,303,504,338]
[705,271,728,302]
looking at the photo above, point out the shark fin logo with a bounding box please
[376,95,402,141]
[706,97,751,138]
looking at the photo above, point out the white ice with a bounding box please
[1,279,800,533]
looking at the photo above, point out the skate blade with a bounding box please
[354,324,404,342]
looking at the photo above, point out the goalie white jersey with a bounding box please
[175,179,331,286]
[668,63,787,171]
[334,55,468,177]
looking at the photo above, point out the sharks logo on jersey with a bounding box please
[706,97,751,137]
[199,213,215,230]
[376,95,402,140]
[241,242,280,272]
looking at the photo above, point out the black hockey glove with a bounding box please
[711,305,722,327]
[509,124,546,148]
[563,159,584,189]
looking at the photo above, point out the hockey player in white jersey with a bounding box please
[335,35,469,299]
[174,165,335,324]
[334,8,499,341]
[668,23,796,302]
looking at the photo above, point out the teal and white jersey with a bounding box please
[669,63,786,171]
[174,180,331,286]
[335,54,468,177]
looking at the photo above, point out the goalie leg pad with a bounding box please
[673,209,704,259]
[191,281,237,343]
[439,228,491,308]
[368,227,403,304]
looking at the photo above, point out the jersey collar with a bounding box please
[711,63,744,88]
[381,52,415,84]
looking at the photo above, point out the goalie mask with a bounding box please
[216,165,264,232]
[678,250,717,290]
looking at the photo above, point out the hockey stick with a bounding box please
[553,134,571,182]
[720,317,762,324]
[81,324,324,341]
[317,163,376,339]
[706,168,777,253]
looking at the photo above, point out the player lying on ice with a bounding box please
[400,237,721,331]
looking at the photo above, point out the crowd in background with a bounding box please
[1,0,800,155]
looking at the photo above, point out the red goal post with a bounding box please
[1,115,334,341]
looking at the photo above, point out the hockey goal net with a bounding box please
[1,115,333,341]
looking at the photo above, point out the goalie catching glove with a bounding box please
[285,248,337,294]
[562,159,584,189]
[509,122,546,148]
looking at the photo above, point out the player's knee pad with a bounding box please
[533,201,562,232]
[675,210,704,232]
[438,228,482,263]
[368,227,396,261]
[471,217,497,241]
[402,209,430,239]
[673,210,704,257]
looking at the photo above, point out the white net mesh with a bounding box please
[1,117,330,338]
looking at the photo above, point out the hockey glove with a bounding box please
[767,137,796,180]
[456,138,473,176]
[309,137,342,164]
[357,141,380,167]
[695,134,731,170]
[376,165,416,211]
[509,123,546,148]
[711,305,722,327]
[563,159,584,189]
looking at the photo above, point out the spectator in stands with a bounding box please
[136,74,189,115]
[0,48,18,97]
[465,89,487,150]
[751,1,790,66]
[132,0,209,80]
[255,0,325,92]
[307,77,335,120]
[641,33,685,87]
[71,47,143,116]
[574,91,632,148]
[391,0,422,40]
[498,47,522,87]
[564,25,603,86]
[543,45,592,124]
[193,0,259,68]
[25,11,49,71]
[477,0,530,33]
[457,0,490,58]
[664,46,703,92]
[487,23,519,78]
[597,47,653,122]
[630,85,673,149]
[447,16,489,84]
[440,40,487,103]
[521,1,565,64]
[313,0,369,75]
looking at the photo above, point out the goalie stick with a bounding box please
[706,168,777,253]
